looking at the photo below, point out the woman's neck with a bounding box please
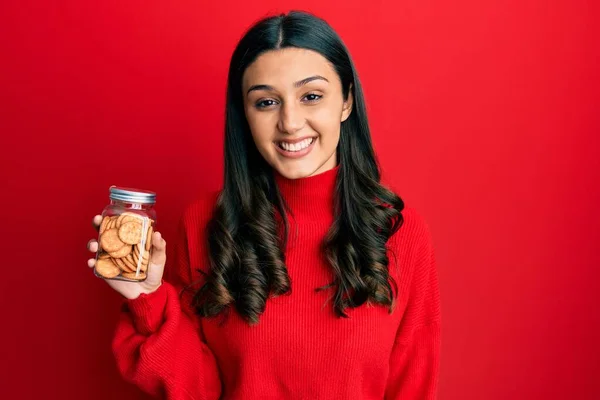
[274,164,340,221]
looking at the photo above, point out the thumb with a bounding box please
[145,231,166,284]
[150,231,166,266]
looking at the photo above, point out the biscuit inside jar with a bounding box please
[96,215,154,281]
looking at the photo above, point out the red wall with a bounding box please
[1,1,598,399]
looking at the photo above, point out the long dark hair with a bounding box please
[192,10,405,325]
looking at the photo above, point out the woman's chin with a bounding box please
[272,161,316,180]
[273,162,337,180]
[274,167,310,180]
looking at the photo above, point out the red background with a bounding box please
[1,1,598,399]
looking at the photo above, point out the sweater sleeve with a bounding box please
[385,210,442,399]
[111,207,222,400]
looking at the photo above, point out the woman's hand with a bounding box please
[87,215,166,300]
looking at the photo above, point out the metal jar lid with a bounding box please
[109,186,156,205]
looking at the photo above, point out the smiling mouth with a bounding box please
[277,137,316,152]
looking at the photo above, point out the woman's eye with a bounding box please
[256,99,278,109]
[303,93,322,103]
[254,94,322,109]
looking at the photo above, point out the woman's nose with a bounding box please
[277,101,305,135]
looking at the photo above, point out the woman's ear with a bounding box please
[341,83,354,122]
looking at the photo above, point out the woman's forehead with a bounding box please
[242,48,337,89]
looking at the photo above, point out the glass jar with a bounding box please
[94,186,157,281]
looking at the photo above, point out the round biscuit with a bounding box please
[123,253,137,271]
[99,216,110,235]
[121,271,147,281]
[100,228,126,253]
[138,248,150,263]
[118,221,143,245]
[121,257,136,272]
[121,215,145,228]
[116,213,126,228]
[108,244,132,259]
[95,259,120,279]
[117,212,142,228]
[124,261,137,273]
[108,217,117,230]
[138,260,148,272]
[113,257,133,272]
[145,225,154,251]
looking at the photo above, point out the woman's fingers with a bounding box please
[92,215,102,230]
[87,239,98,253]
[88,215,101,270]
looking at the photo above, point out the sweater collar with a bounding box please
[274,164,339,221]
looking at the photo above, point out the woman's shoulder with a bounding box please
[379,179,432,248]
[386,205,437,295]
[399,206,431,234]
[389,205,434,256]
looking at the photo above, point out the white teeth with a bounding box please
[279,138,314,152]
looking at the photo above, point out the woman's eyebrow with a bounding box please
[246,75,329,95]
[294,75,329,88]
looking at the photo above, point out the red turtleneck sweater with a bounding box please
[112,166,441,399]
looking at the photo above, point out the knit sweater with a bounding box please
[112,165,441,399]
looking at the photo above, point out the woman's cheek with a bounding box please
[248,115,272,143]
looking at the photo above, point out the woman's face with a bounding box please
[242,48,353,179]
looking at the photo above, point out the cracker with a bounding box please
[118,221,142,245]
[145,225,153,251]
[123,252,137,271]
[99,216,110,235]
[141,252,149,267]
[113,257,133,273]
[139,248,150,263]
[117,212,144,228]
[100,228,126,253]
[122,271,147,281]
[138,261,148,272]
[108,244,131,259]
[95,259,120,279]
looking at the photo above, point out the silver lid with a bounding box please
[109,186,156,205]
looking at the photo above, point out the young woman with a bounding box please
[87,10,441,400]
